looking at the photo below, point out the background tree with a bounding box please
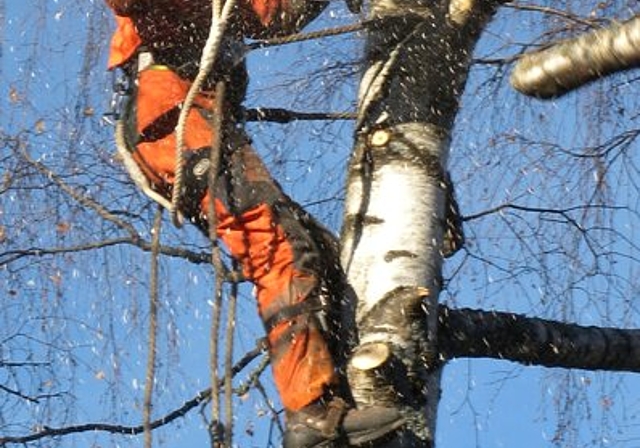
[2,1,640,447]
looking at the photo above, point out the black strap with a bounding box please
[179,148,212,218]
[263,295,326,333]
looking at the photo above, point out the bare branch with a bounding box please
[0,238,212,267]
[0,384,40,404]
[463,202,625,223]
[19,146,139,237]
[244,107,356,123]
[503,4,602,27]
[511,15,640,98]
[0,345,265,446]
[247,22,365,50]
[439,305,640,372]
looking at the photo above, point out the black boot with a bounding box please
[283,397,405,448]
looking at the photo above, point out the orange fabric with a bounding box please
[210,199,335,410]
[269,325,334,410]
[107,1,334,409]
[136,69,213,137]
[134,132,335,410]
[210,201,302,312]
[250,0,284,26]
[134,118,213,185]
[108,16,141,69]
[132,69,215,186]
[105,0,296,69]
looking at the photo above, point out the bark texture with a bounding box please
[439,306,640,372]
[511,14,640,98]
[340,1,497,445]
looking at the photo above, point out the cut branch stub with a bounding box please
[348,286,433,411]
[348,342,401,408]
[351,341,390,371]
[342,2,499,446]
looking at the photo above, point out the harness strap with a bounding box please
[178,148,212,218]
[263,294,327,333]
[113,49,215,223]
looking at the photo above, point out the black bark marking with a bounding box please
[384,250,419,262]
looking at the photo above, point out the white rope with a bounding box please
[172,0,237,227]
[115,120,184,221]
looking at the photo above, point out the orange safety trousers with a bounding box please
[127,67,338,411]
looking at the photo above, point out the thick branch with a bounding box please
[439,305,640,372]
[511,14,640,98]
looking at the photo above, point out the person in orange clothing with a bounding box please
[105,1,404,447]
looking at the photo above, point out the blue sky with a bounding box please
[3,1,640,447]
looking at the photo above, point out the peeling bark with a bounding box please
[511,14,640,98]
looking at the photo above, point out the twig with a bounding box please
[246,22,366,51]
[0,238,212,267]
[503,3,603,28]
[0,345,264,445]
[18,146,138,237]
[244,107,356,123]
[0,384,39,404]
[234,354,271,397]
[463,202,625,222]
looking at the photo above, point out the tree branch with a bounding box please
[244,107,356,123]
[511,14,640,98]
[19,146,139,237]
[0,345,265,445]
[143,208,163,448]
[246,22,365,50]
[0,238,212,267]
[439,305,640,372]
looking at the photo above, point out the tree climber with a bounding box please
[104,0,405,446]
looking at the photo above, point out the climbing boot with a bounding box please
[283,397,405,448]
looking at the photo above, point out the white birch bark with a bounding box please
[340,2,497,445]
[511,15,640,98]
[342,124,449,321]
[341,123,449,444]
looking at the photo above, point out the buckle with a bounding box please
[102,68,131,125]
[137,50,154,72]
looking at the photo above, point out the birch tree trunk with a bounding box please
[340,1,497,445]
